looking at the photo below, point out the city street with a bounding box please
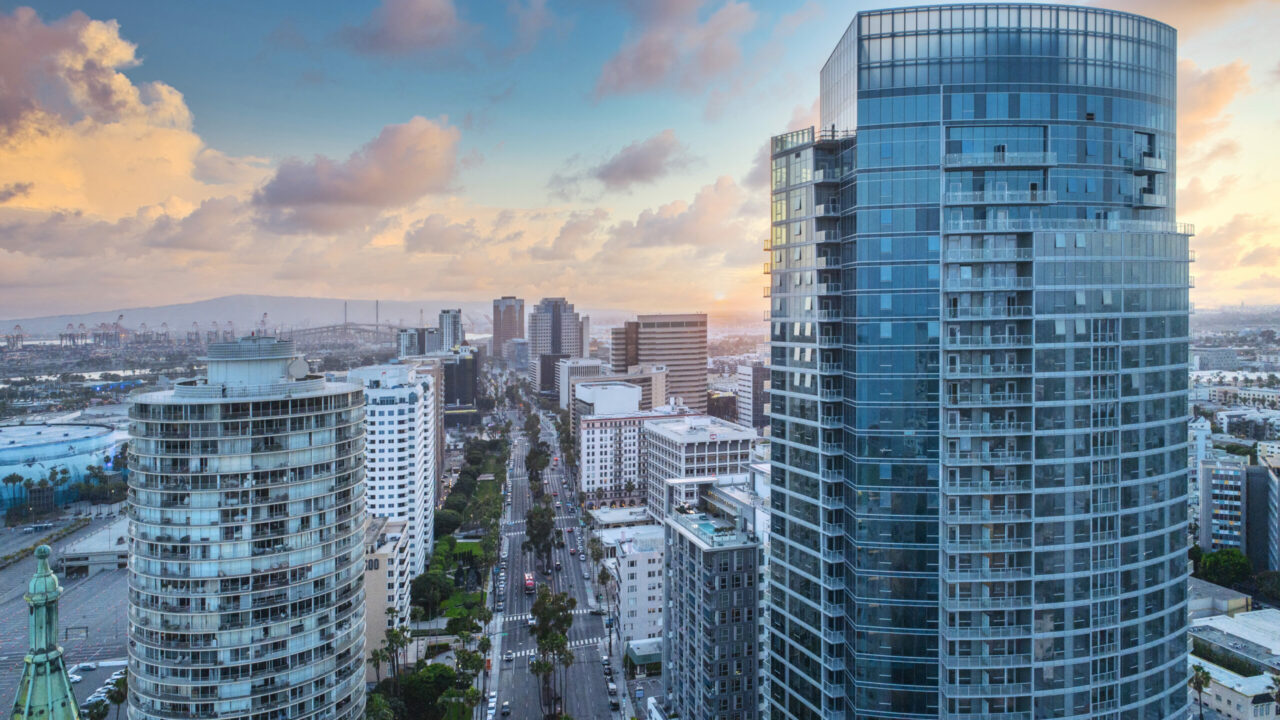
[488,409,620,719]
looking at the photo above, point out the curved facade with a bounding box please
[126,337,366,720]
[767,5,1189,719]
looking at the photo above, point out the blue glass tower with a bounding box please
[765,5,1191,719]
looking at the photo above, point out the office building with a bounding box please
[735,363,769,432]
[439,309,464,350]
[528,297,585,386]
[706,391,737,422]
[398,327,442,357]
[596,524,666,644]
[348,363,438,576]
[610,314,708,412]
[1191,347,1242,372]
[662,476,762,720]
[11,546,80,720]
[534,353,568,395]
[503,338,530,373]
[363,516,413,678]
[568,364,669,435]
[492,297,524,356]
[641,416,756,521]
[128,336,366,720]
[765,6,1191,718]
[579,401,693,503]
[556,357,604,409]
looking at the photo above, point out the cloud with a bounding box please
[602,175,759,260]
[1091,0,1277,36]
[1192,214,1277,271]
[506,0,557,57]
[592,130,693,192]
[594,0,757,98]
[0,182,33,204]
[1178,59,1251,150]
[788,97,820,132]
[142,196,253,251]
[743,142,770,191]
[339,0,469,56]
[253,116,462,233]
[1178,176,1238,216]
[1236,272,1280,290]
[1239,245,1280,266]
[403,214,482,253]
[530,209,607,261]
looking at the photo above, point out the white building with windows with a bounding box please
[641,415,757,521]
[579,401,692,503]
[348,363,438,576]
[597,524,666,644]
[557,357,604,409]
[364,516,413,679]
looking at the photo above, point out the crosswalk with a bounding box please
[504,608,594,623]
[503,636,606,659]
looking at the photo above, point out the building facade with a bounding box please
[766,5,1191,719]
[596,524,666,644]
[641,416,756,521]
[662,481,762,720]
[579,403,693,502]
[1199,453,1246,551]
[610,314,708,412]
[438,309,464,350]
[556,357,604,409]
[127,337,366,720]
[735,362,769,432]
[347,364,437,576]
[492,297,524,357]
[568,364,669,434]
[363,516,413,672]
[528,297,585,386]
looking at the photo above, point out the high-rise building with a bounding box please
[362,516,413,676]
[596,524,666,643]
[11,546,80,720]
[579,400,694,503]
[492,297,525,356]
[556,357,604,409]
[528,297,584,388]
[735,362,769,432]
[641,416,756,522]
[567,364,669,434]
[347,363,438,577]
[1199,453,1246,551]
[398,327,442,357]
[128,336,366,720]
[661,476,762,720]
[766,6,1191,718]
[503,338,530,373]
[438,308,464,350]
[610,314,708,412]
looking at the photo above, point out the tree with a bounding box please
[369,648,387,686]
[412,571,455,619]
[85,701,109,720]
[433,509,463,538]
[1202,547,1252,587]
[524,502,557,573]
[588,536,604,565]
[365,692,395,720]
[530,584,577,716]
[402,663,457,720]
[1271,674,1280,706]
[105,674,127,720]
[1189,664,1212,720]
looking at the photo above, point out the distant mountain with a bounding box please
[2,294,644,338]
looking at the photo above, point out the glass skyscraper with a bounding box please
[765,5,1190,719]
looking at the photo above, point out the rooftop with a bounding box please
[596,524,664,555]
[1195,659,1275,699]
[589,506,652,527]
[0,423,113,448]
[62,515,129,554]
[643,415,756,443]
[1192,609,1280,671]
[668,509,755,550]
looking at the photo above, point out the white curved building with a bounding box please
[127,336,366,720]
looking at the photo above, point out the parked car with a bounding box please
[501,701,511,716]
[67,675,82,684]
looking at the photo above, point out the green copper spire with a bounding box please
[10,546,81,720]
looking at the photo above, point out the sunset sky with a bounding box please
[0,0,1277,320]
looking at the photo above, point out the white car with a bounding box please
[68,674,82,684]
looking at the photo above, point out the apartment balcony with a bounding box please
[814,283,843,296]
[763,261,772,275]
[941,595,1033,611]
[940,567,1033,583]
[818,361,843,374]
[813,168,839,183]
[944,217,1193,235]
[822,548,845,563]
[945,391,1033,407]
[1131,152,1168,174]
[763,286,772,298]
[822,601,845,615]
[943,363,1032,378]
[814,230,837,243]
[819,467,843,482]
[942,449,1033,465]
[818,493,845,511]
[818,441,843,455]
[814,256,840,270]
[820,574,846,591]
[815,308,842,321]
[823,654,846,671]
[822,682,846,698]
[943,247,1033,262]
[1135,190,1168,208]
[944,189,1057,205]
[942,653,1033,669]
[822,628,845,644]
[941,623,1032,640]
[943,477,1033,494]
[943,151,1057,168]
[817,386,841,400]
[942,334,1032,349]
[818,415,842,429]
[815,203,841,217]
[943,507,1032,523]
[940,682,1032,698]
[945,305,1032,321]
[942,536,1031,553]
[945,420,1032,435]
[944,276,1033,291]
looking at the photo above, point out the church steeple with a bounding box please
[10,546,80,720]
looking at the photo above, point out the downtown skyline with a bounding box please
[0,0,1277,319]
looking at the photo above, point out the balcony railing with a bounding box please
[941,596,1032,611]
[944,189,1057,205]
[944,217,1193,235]
[943,151,1057,167]
[942,653,1033,669]
[944,277,1033,291]
[1131,152,1168,173]
[943,247,1033,262]
[942,333,1031,349]
[942,536,1031,552]
[943,508,1033,523]
[945,420,1032,434]
[940,681,1032,697]
[944,363,1032,377]
[945,305,1032,320]
[946,391,1033,406]
[942,450,1033,465]
[940,623,1032,639]
[1135,190,1168,208]
[814,283,842,295]
[940,567,1032,583]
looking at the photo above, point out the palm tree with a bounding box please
[1189,664,1212,720]
[85,700,109,720]
[1270,673,1280,707]
[105,674,127,720]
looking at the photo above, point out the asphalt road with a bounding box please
[487,409,620,720]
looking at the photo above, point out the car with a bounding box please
[528,617,536,627]
[77,663,99,672]
[604,666,614,678]
[590,607,607,615]
[110,669,126,679]
[566,527,573,533]
[501,702,511,716]
[569,548,576,555]
[583,571,589,580]
[503,651,514,662]
[68,674,82,684]
[554,561,562,571]
[555,502,561,508]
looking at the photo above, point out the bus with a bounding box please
[524,572,535,594]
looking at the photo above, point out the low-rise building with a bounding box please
[1188,577,1252,621]
[641,415,757,522]
[597,524,666,644]
[579,402,693,504]
[364,516,414,680]
[56,514,128,577]
[1188,660,1276,720]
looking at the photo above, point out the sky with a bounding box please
[0,0,1277,321]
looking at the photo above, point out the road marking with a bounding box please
[503,608,594,623]
[503,636,606,659]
